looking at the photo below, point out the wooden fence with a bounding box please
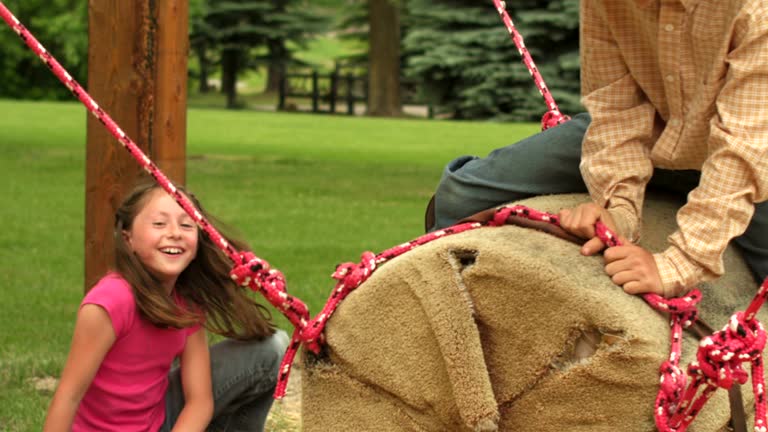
[278,70,432,117]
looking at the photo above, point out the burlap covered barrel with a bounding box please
[302,193,766,431]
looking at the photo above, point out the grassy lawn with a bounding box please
[0,98,539,430]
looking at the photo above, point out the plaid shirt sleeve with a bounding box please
[581,0,768,294]
[655,8,768,293]
[579,0,655,243]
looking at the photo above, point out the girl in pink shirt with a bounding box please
[44,180,287,431]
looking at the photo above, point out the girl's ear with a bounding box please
[122,230,132,249]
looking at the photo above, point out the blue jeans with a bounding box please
[160,330,288,432]
[432,112,768,284]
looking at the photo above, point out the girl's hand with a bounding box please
[604,240,664,296]
[558,203,619,255]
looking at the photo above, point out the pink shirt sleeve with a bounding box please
[84,273,204,336]
[82,273,136,338]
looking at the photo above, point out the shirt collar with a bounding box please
[679,0,698,12]
[636,0,698,12]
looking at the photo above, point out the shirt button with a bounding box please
[666,74,675,82]
[664,24,674,32]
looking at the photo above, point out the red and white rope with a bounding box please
[492,0,570,130]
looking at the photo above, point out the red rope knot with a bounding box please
[331,252,378,288]
[658,360,686,406]
[298,251,378,350]
[229,251,271,288]
[541,110,570,130]
[274,251,378,400]
[229,250,309,333]
[693,311,766,390]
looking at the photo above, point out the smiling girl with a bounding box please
[44,180,286,432]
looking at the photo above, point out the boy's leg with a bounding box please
[431,112,591,230]
[733,201,768,284]
[163,330,289,432]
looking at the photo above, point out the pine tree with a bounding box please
[0,0,88,100]
[192,0,327,108]
[404,0,581,121]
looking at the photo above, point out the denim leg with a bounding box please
[431,112,591,230]
[732,201,768,284]
[646,169,701,196]
[640,169,768,285]
[162,330,288,432]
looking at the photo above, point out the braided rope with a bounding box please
[491,0,570,130]
[660,282,768,432]
[4,4,767,427]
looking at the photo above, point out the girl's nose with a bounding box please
[167,223,182,238]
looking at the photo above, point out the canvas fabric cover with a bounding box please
[302,193,764,431]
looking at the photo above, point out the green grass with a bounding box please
[0,98,539,430]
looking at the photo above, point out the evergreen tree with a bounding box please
[189,0,215,93]
[0,0,88,100]
[192,0,327,108]
[404,0,581,121]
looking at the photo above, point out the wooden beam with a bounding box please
[85,0,188,290]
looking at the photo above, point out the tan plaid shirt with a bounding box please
[579,0,768,293]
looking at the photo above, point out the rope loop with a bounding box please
[645,291,702,328]
[331,251,377,288]
[694,312,766,390]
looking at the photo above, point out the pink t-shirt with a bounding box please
[73,273,201,432]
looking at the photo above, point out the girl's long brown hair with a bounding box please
[113,179,274,340]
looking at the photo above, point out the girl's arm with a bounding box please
[43,304,116,432]
[171,328,213,431]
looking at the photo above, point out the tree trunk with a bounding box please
[221,48,239,109]
[196,43,210,93]
[265,38,287,93]
[367,0,402,117]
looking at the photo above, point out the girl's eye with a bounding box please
[152,221,166,227]
[181,223,195,229]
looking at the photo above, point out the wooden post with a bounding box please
[346,72,355,115]
[85,1,189,290]
[329,71,337,114]
[278,73,286,111]
[311,70,319,113]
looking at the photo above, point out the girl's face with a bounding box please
[123,189,199,292]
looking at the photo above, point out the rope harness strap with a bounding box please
[2,2,767,430]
